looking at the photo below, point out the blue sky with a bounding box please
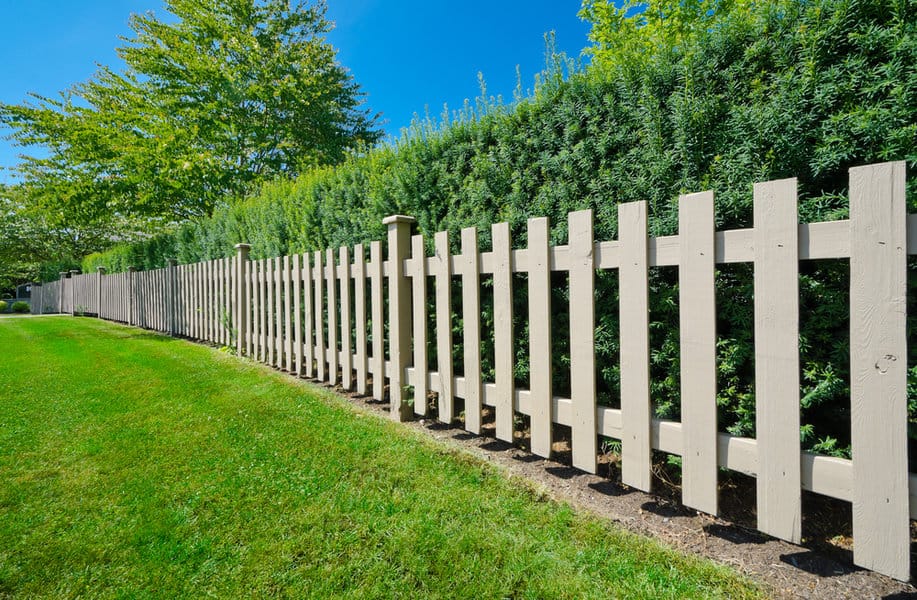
[0,1,592,184]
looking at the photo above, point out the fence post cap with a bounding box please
[69,269,81,275]
[59,271,69,278]
[167,258,178,266]
[96,266,107,273]
[234,243,252,250]
[382,215,415,226]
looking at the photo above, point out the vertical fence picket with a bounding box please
[293,254,303,375]
[225,258,233,346]
[753,178,802,544]
[568,210,597,474]
[256,259,265,361]
[411,235,427,416]
[340,247,352,390]
[314,251,325,381]
[619,201,652,491]
[461,226,482,433]
[326,248,338,385]
[236,245,250,356]
[274,257,281,365]
[492,222,514,442]
[284,255,293,372]
[434,231,453,422]
[369,241,384,401]
[245,256,254,357]
[354,244,368,395]
[528,217,552,458]
[849,162,909,580]
[304,253,314,378]
[267,259,277,366]
[678,191,718,516]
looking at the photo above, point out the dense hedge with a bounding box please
[81,0,916,459]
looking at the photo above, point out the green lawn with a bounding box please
[0,317,761,599]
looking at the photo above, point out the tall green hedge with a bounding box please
[82,0,916,459]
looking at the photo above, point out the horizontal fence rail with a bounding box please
[31,162,915,581]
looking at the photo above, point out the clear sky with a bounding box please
[0,1,592,184]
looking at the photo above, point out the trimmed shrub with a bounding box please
[11,301,30,314]
[0,301,7,312]
[75,0,917,459]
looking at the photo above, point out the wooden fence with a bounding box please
[32,162,914,581]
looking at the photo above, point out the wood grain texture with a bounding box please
[678,191,718,516]
[284,255,293,372]
[849,162,909,581]
[528,217,553,458]
[339,247,352,390]
[370,241,384,401]
[753,177,801,544]
[411,235,428,416]
[326,248,338,385]
[274,257,283,367]
[434,231,454,422]
[568,210,597,474]
[267,258,276,366]
[314,251,325,381]
[387,218,414,421]
[354,244,368,395]
[492,221,514,442]
[293,253,303,375]
[303,253,314,377]
[461,227,483,433]
[619,201,652,491]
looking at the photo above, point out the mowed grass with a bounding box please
[0,317,761,599]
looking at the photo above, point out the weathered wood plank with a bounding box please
[619,201,652,491]
[303,253,314,378]
[293,253,303,375]
[461,227,482,433]
[385,216,415,421]
[492,221,514,442]
[568,210,597,474]
[326,248,338,385]
[354,244,368,394]
[753,177,802,544]
[528,217,553,458]
[678,190,718,516]
[339,246,352,390]
[369,241,384,401]
[434,231,454,422]
[849,162,909,581]
[267,258,276,366]
[411,235,428,416]
[314,251,325,381]
[284,255,293,371]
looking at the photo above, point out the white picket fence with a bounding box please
[33,162,914,581]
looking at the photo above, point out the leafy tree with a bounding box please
[0,185,112,292]
[1,0,380,224]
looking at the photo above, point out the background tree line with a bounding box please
[0,0,379,289]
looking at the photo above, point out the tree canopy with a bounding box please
[1,0,380,227]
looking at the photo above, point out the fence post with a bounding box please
[167,259,177,336]
[383,215,415,422]
[127,266,137,326]
[96,267,106,319]
[235,244,251,357]
[69,269,80,316]
[59,271,68,314]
